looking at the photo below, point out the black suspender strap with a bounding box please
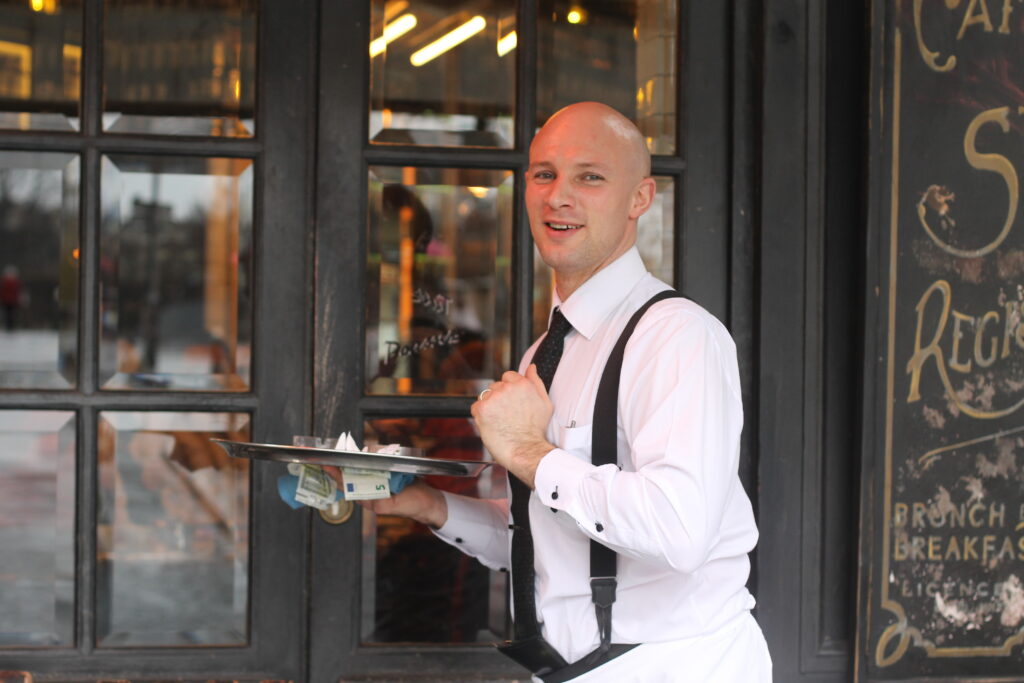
[588,289,682,653]
[499,289,683,680]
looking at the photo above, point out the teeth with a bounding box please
[548,223,582,231]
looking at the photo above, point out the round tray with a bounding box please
[211,439,491,477]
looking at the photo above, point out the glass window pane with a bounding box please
[103,0,256,137]
[0,0,82,131]
[99,155,253,391]
[533,176,675,337]
[0,152,80,389]
[367,166,513,395]
[361,417,507,643]
[0,410,75,648]
[537,0,677,154]
[369,0,515,147]
[96,411,250,647]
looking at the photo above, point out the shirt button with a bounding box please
[455,537,463,543]
[551,490,559,500]
[595,523,604,532]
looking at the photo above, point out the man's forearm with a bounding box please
[503,439,557,489]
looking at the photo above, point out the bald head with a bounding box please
[533,102,651,179]
[525,101,657,299]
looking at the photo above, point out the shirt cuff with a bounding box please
[534,448,596,510]
[431,491,510,571]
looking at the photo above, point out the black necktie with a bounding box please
[510,307,573,640]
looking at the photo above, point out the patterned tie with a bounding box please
[510,307,573,640]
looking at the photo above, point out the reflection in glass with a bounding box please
[361,417,507,643]
[99,155,253,391]
[0,0,82,131]
[96,411,250,647]
[367,166,513,395]
[537,0,677,154]
[0,152,80,389]
[0,411,75,648]
[533,176,674,338]
[369,0,516,147]
[103,0,256,137]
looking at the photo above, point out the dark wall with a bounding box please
[755,0,869,680]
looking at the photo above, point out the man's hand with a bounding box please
[322,468,448,528]
[471,364,556,489]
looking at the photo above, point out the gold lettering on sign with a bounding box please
[1001,301,1019,358]
[906,280,1024,418]
[892,501,1024,564]
[949,309,974,373]
[917,107,1019,257]
[974,310,1000,367]
[915,0,957,72]
[907,280,952,403]
[957,0,995,40]
[999,0,1017,33]
[915,0,1024,69]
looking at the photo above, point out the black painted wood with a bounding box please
[757,0,867,681]
[681,0,730,321]
[758,2,811,679]
[815,0,866,671]
[730,0,759,507]
[308,0,373,680]
[0,0,316,678]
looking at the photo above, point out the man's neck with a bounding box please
[554,274,586,301]
[553,246,635,301]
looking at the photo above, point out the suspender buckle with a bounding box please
[590,577,617,651]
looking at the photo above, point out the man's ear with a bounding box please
[628,176,657,219]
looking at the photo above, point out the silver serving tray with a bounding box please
[211,439,491,477]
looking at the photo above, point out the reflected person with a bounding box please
[335,102,771,682]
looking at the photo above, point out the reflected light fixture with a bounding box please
[410,15,486,67]
[466,186,490,198]
[497,30,517,57]
[369,13,418,58]
[567,7,586,24]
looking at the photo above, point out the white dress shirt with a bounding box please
[434,247,766,677]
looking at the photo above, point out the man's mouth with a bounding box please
[546,222,583,231]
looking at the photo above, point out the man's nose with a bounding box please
[545,177,574,208]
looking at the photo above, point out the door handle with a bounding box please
[318,499,354,524]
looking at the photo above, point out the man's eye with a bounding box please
[583,174,604,182]
[533,171,554,180]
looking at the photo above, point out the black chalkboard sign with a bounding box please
[860,0,1024,679]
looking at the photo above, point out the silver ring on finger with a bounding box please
[478,388,492,401]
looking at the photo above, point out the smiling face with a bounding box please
[526,102,655,300]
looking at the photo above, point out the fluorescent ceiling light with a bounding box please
[369,13,418,58]
[497,30,517,57]
[410,16,486,67]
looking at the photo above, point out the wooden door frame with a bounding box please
[307,0,738,680]
[756,0,869,681]
[0,0,317,678]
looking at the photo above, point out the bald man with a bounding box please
[358,103,771,682]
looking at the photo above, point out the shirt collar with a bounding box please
[553,247,648,340]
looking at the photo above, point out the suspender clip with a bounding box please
[590,577,617,651]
